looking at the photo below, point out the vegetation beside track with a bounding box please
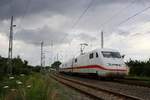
[125,76,150,82]
[0,55,150,99]
[0,56,86,100]
[0,73,85,100]
[126,59,150,78]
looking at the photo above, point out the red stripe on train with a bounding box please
[62,65,127,71]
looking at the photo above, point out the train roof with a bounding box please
[77,48,117,55]
[78,48,119,56]
[61,48,120,64]
[89,48,119,52]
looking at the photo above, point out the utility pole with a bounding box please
[51,41,53,63]
[43,53,45,67]
[101,31,104,48]
[7,16,16,75]
[80,43,88,55]
[56,53,58,61]
[40,41,43,72]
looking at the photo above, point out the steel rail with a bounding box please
[50,73,103,100]
[114,78,150,88]
[50,73,142,100]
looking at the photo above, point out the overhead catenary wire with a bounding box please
[57,0,94,62]
[98,3,150,52]
[96,0,150,39]
[71,0,94,30]
[8,0,31,29]
[117,5,150,26]
[16,0,32,29]
[82,0,137,49]
[107,4,150,35]
[60,0,94,44]
[9,0,14,17]
[93,0,137,49]
[98,0,137,30]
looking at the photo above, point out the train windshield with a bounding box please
[101,51,121,58]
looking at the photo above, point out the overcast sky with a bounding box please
[0,0,150,65]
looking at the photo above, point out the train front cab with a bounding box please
[97,50,128,78]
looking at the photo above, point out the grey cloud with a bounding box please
[76,33,98,42]
[14,26,98,45]
[15,26,72,46]
[131,33,141,36]
[115,29,130,36]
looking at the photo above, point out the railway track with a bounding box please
[50,73,142,100]
[61,73,150,88]
[114,78,150,88]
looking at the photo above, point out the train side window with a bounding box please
[89,53,93,59]
[96,52,99,58]
[75,58,77,63]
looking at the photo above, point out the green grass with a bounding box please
[0,73,82,100]
[126,75,150,81]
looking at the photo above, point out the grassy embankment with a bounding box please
[125,75,150,81]
[0,73,81,100]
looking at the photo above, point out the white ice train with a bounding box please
[59,48,129,78]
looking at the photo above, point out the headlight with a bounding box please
[107,63,112,66]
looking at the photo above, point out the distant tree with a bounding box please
[12,57,24,74]
[0,57,8,79]
[24,60,28,66]
[51,61,61,70]
[32,65,41,72]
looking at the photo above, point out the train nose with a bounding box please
[105,65,128,78]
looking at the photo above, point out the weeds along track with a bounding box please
[50,73,142,100]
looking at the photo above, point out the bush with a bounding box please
[126,59,150,77]
[0,56,33,76]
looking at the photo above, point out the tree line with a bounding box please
[0,55,57,77]
[0,55,45,80]
[0,55,33,76]
[0,55,150,78]
[126,59,150,77]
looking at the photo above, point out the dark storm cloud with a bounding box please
[0,0,146,20]
[15,26,72,46]
[0,0,92,20]
[1,0,149,45]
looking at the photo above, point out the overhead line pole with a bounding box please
[101,31,104,48]
[56,53,58,61]
[51,41,53,64]
[8,16,16,75]
[41,41,43,72]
